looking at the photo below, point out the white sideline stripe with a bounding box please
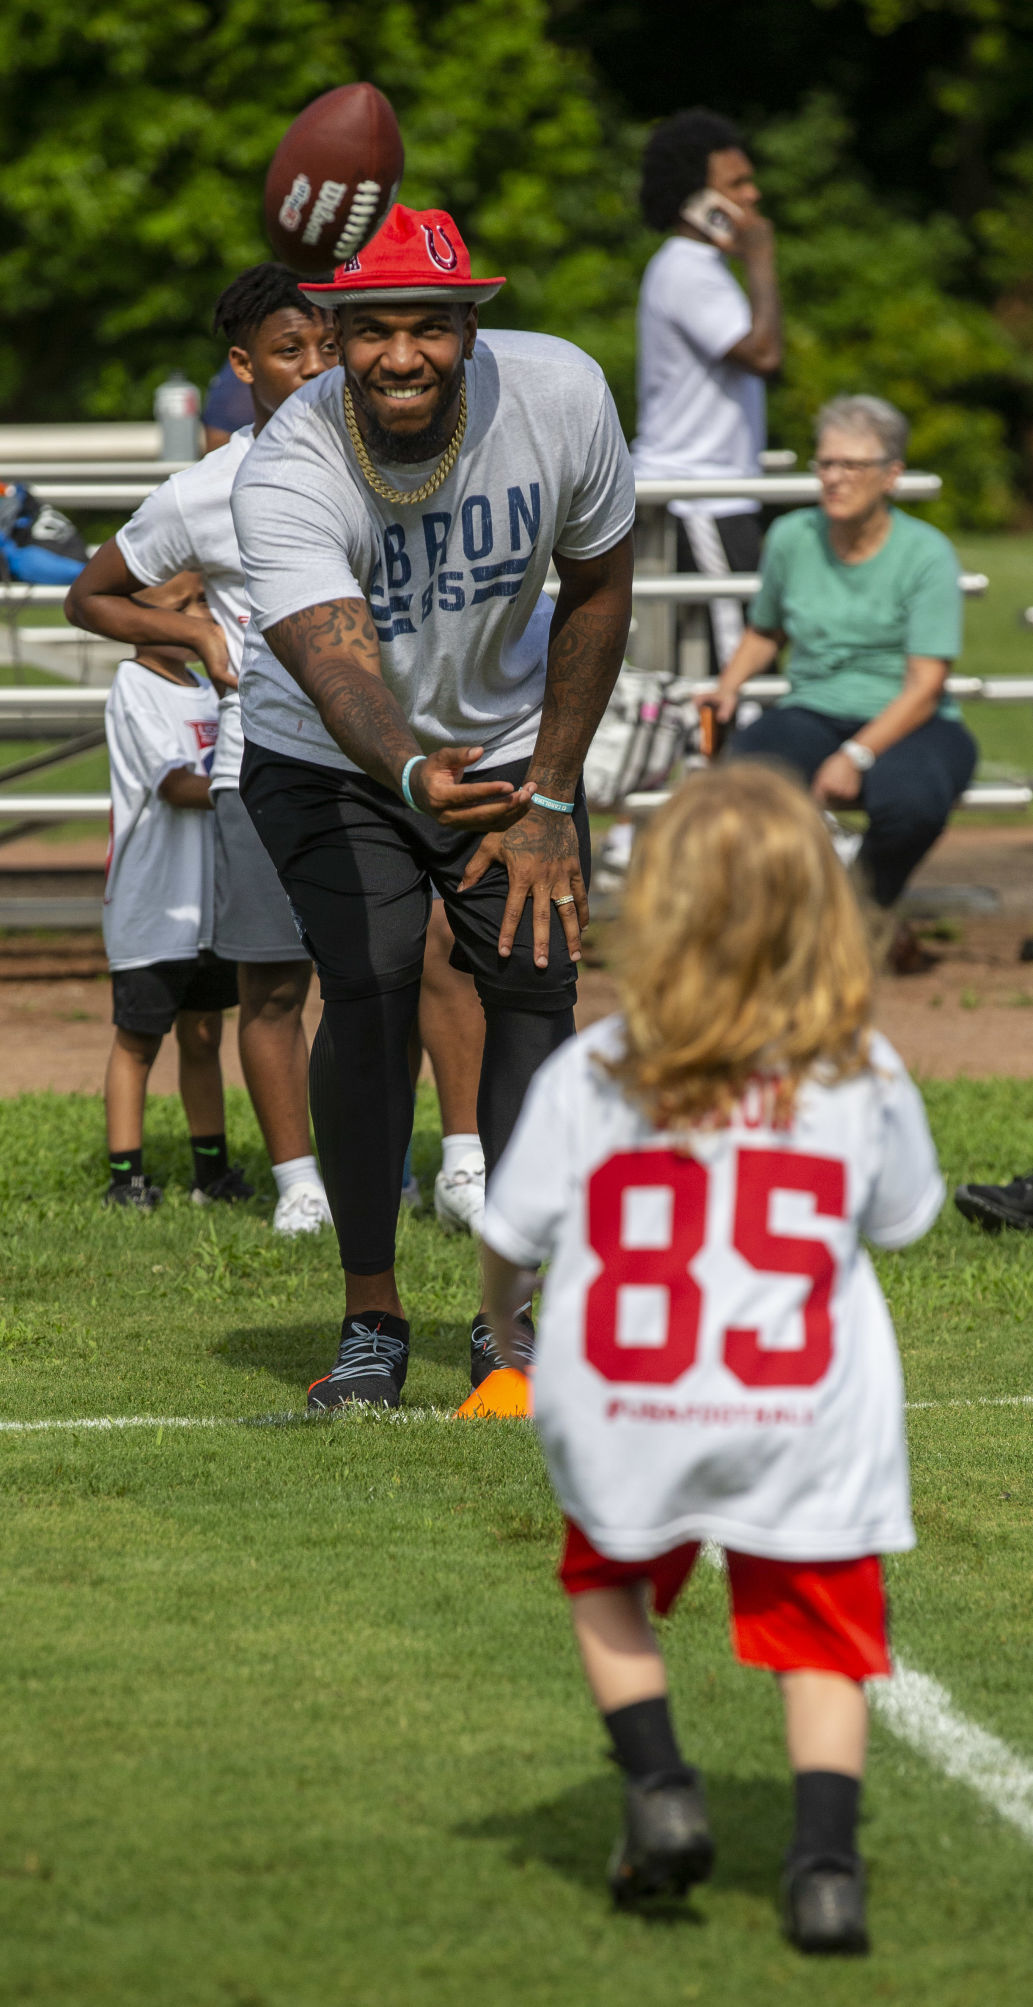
[0,1409,458,1433]
[872,1663,1033,1844]
[1,1393,1031,1436]
[906,1395,1033,1411]
[3,1392,1031,1435]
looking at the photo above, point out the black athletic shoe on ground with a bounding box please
[103,1174,162,1212]
[307,1313,410,1412]
[954,1171,1033,1232]
[470,1307,535,1388]
[781,1853,868,1955]
[190,1164,254,1205]
[608,1769,714,1907]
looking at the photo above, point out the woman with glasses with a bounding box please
[708,394,976,968]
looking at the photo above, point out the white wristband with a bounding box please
[840,738,875,773]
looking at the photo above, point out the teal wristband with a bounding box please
[531,791,575,814]
[401,755,426,811]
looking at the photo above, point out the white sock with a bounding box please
[272,1153,323,1200]
[441,1132,482,1179]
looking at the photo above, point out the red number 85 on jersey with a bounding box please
[584,1148,845,1390]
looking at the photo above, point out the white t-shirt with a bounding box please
[482,1018,943,1565]
[231,331,637,773]
[632,237,765,520]
[103,660,219,971]
[116,428,254,793]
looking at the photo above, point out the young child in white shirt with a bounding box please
[481,761,943,1955]
[103,571,251,1210]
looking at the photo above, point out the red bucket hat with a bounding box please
[296,203,506,308]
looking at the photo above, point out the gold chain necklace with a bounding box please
[343,381,467,507]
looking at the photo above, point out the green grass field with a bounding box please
[1,1078,1032,2004]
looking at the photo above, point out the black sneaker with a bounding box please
[104,1174,162,1212]
[781,1853,868,1955]
[608,1769,714,1907]
[470,1306,535,1389]
[308,1313,410,1412]
[954,1172,1033,1232]
[190,1165,255,1206]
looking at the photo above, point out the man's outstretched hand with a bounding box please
[459,804,588,966]
[409,747,534,830]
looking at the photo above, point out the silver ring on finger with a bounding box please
[553,894,576,907]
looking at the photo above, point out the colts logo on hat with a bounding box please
[421,222,459,273]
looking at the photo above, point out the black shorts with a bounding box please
[239,743,591,1014]
[111,951,239,1036]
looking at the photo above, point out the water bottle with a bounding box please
[154,371,201,462]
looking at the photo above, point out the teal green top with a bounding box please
[748,506,963,723]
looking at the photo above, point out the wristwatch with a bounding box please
[839,738,876,773]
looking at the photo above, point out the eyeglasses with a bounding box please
[809,456,892,477]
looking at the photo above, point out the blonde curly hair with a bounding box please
[604,762,873,1129]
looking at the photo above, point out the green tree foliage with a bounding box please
[0,0,647,424]
[756,95,1028,528]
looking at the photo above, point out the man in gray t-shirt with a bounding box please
[231,203,635,1412]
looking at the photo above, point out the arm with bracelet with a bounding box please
[260,594,533,832]
[459,530,635,971]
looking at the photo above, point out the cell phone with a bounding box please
[680,188,742,249]
[698,700,732,760]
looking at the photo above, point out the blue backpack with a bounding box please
[0,481,87,584]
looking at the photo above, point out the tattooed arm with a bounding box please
[460,530,634,966]
[264,598,531,829]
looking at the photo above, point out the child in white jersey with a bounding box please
[481,762,943,1954]
[103,571,251,1211]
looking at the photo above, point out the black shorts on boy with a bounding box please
[111,952,239,1036]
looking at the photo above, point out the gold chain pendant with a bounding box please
[343,382,467,507]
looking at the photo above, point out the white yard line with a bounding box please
[3,1393,1030,1434]
[0,1409,458,1432]
[872,1663,1033,1844]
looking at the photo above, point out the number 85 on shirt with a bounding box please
[584,1147,845,1390]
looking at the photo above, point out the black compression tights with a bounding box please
[312,987,574,1275]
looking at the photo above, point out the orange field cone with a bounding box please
[453,1367,532,1420]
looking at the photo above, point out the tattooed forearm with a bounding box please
[264,598,421,789]
[531,531,634,797]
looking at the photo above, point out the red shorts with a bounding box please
[559,1521,890,1682]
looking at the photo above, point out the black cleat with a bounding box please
[470,1307,535,1389]
[191,1164,255,1205]
[104,1174,162,1212]
[781,1853,868,1955]
[308,1313,410,1412]
[608,1769,715,1907]
[954,1172,1033,1232]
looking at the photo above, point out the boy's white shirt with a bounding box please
[103,660,219,971]
[116,427,253,794]
[482,1017,944,1564]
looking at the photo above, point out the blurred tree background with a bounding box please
[3,0,1033,524]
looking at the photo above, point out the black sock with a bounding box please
[108,1147,142,1187]
[790,1770,861,1864]
[191,1132,228,1190]
[603,1697,685,1782]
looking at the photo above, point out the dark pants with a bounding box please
[728,705,978,906]
[240,743,588,1274]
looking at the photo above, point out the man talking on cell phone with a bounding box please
[632,107,782,673]
[231,203,634,1412]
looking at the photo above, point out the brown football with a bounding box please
[263,83,404,277]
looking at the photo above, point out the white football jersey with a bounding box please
[482,1017,943,1565]
[103,660,219,971]
[116,428,254,794]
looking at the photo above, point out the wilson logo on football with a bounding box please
[277,174,311,234]
[303,179,349,246]
[421,221,459,273]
